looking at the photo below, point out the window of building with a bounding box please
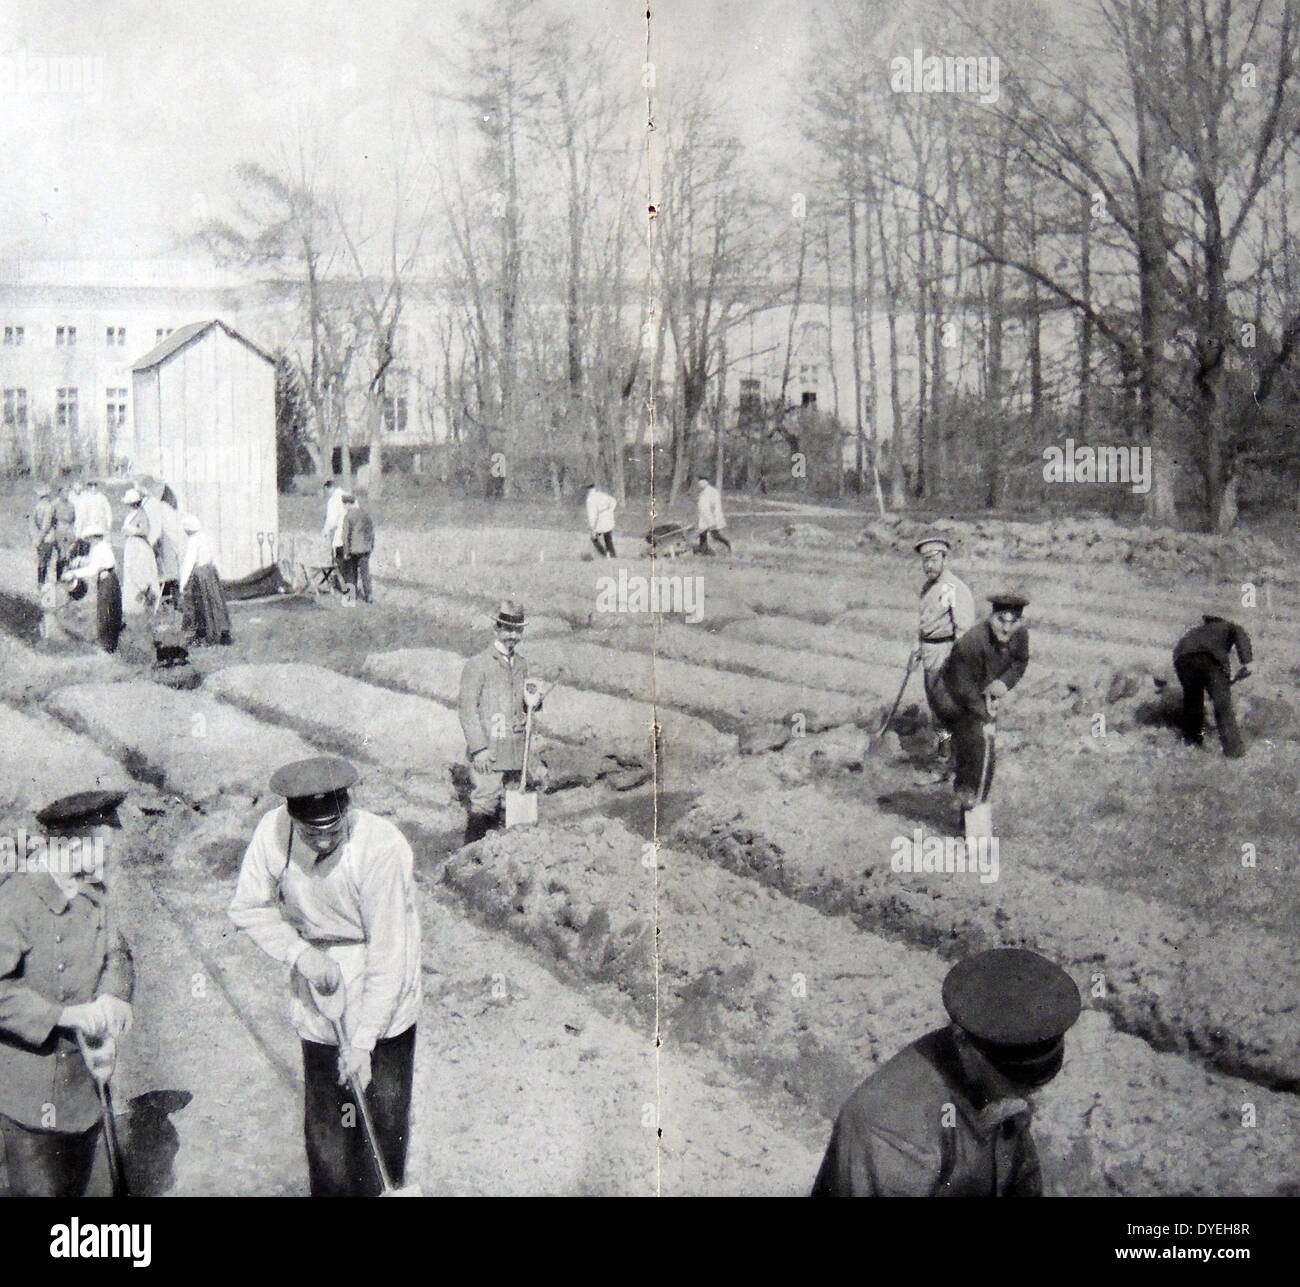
[56,325,77,347]
[383,392,409,435]
[106,326,127,347]
[106,387,128,431]
[3,325,24,346]
[155,326,174,342]
[3,388,28,431]
[56,387,79,433]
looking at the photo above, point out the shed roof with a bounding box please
[131,318,274,372]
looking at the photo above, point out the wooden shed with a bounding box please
[131,319,276,580]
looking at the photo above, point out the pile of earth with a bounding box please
[858,514,1290,583]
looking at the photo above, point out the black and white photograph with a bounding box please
[0,0,1296,1255]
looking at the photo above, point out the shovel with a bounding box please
[309,980,422,1197]
[77,1033,129,1197]
[504,703,539,829]
[963,721,996,840]
[865,648,920,758]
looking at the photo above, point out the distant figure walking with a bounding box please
[339,492,374,604]
[52,485,79,579]
[120,488,161,615]
[179,515,232,645]
[695,476,732,555]
[62,522,123,653]
[1173,614,1253,758]
[29,484,57,589]
[584,482,618,558]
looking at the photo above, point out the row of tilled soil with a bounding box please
[205,663,468,815]
[519,637,868,732]
[374,578,573,638]
[666,757,1299,1088]
[362,646,736,770]
[444,816,1300,1195]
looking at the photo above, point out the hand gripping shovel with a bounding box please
[866,648,920,758]
[77,1033,129,1197]
[963,721,996,841]
[504,702,540,829]
[309,981,421,1197]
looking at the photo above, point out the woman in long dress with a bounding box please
[61,523,123,652]
[180,514,233,645]
[120,487,160,615]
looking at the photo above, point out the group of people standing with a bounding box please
[322,479,375,602]
[30,478,231,653]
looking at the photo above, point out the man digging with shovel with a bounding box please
[928,594,1030,838]
[458,601,547,845]
[229,757,422,1196]
[0,791,135,1197]
[914,533,975,774]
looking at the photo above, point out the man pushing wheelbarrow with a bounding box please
[925,593,1030,839]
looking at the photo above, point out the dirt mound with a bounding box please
[858,514,1290,583]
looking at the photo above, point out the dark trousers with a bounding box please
[341,552,373,601]
[36,541,57,588]
[590,532,616,558]
[1,1115,101,1197]
[302,1025,415,1196]
[696,528,732,554]
[1175,653,1244,757]
[948,718,996,805]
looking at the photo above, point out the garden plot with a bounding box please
[0,632,124,702]
[521,638,868,731]
[205,663,465,808]
[0,705,133,815]
[669,761,1300,1087]
[650,624,892,701]
[376,580,572,638]
[46,681,317,806]
[445,817,1300,1195]
[363,646,736,766]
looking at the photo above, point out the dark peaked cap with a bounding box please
[943,948,1081,1085]
[37,790,127,830]
[270,756,358,825]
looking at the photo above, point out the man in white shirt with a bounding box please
[695,476,732,555]
[78,480,114,548]
[322,480,347,585]
[228,756,422,1196]
[584,481,617,558]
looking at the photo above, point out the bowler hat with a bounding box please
[494,600,526,630]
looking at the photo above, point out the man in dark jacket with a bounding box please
[929,594,1030,814]
[813,948,1081,1197]
[339,493,375,603]
[456,602,545,844]
[0,790,135,1196]
[1173,614,1253,758]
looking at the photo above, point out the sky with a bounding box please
[0,0,811,263]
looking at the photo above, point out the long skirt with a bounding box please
[96,570,124,653]
[121,537,160,615]
[182,564,232,644]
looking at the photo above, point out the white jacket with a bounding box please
[586,489,617,535]
[697,482,726,530]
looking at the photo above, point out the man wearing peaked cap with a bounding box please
[457,600,547,845]
[813,948,1081,1197]
[912,532,975,767]
[926,591,1031,823]
[0,790,134,1196]
[228,756,423,1196]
